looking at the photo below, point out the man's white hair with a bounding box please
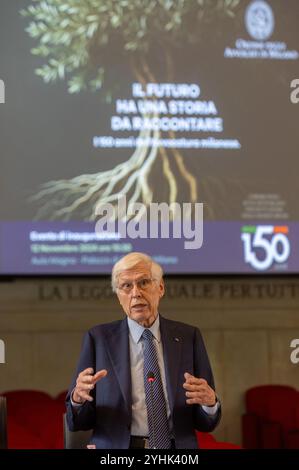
[111,252,163,292]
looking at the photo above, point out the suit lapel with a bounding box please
[104,319,132,418]
[160,316,182,413]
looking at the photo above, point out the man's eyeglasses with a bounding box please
[117,278,156,293]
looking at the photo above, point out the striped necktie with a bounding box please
[142,328,171,449]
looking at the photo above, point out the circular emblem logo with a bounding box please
[245,1,274,41]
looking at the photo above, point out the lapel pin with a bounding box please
[174,337,180,342]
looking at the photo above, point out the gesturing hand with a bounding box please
[183,372,216,407]
[72,367,107,404]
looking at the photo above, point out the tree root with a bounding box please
[31,126,164,221]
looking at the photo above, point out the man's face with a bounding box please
[116,262,164,327]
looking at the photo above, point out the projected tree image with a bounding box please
[22,0,240,220]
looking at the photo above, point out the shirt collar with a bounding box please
[127,314,161,344]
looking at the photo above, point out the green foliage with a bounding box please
[21,0,240,94]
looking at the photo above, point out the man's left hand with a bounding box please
[183,372,216,407]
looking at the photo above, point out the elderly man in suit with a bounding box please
[66,252,221,449]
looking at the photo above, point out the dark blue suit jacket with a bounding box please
[66,315,221,449]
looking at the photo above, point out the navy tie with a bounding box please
[142,329,171,449]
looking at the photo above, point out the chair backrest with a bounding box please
[3,390,64,448]
[0,397,7,449]
[55,390,68,406]
[63,414,92,449]
[245,385,298,429]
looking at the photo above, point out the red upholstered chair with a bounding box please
[2,390,65,449]
[242,385,299,449]
[55,390,67,406]
[3,389,242,449]
[196,431,241,449]
[7,418,46,449]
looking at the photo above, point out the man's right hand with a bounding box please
[72,367,107,404]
